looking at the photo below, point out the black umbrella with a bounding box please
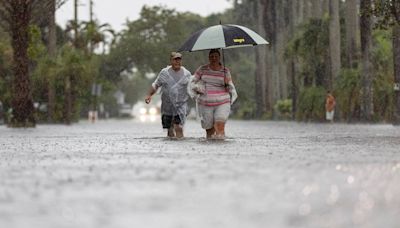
[178,24,268,52]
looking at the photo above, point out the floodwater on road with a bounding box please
[1,119,400,228]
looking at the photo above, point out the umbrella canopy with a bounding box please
[178,24,268,52]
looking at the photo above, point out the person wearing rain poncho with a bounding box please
[145,52,191,138]
[189,49,238,139]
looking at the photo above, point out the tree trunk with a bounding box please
[289,0,300,120]
[329,0,341,88]
[263,0,275,113]
[322,0,329,15]
[393,25,400,125]
[345,0,358,68]
[360,0,373,121]
[277,0,289,101]
[311,0,322,18]
[47,0,56,123]
[303,0,312,20]
[74,0,79,48]
[255,0,267,118]
[298,0,304,22]
[10,0,35,127]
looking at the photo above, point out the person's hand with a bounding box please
[195,88,204,94]
[193,81,205,94]
[145,95,151,104]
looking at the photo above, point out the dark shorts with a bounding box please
[162,115,181,129]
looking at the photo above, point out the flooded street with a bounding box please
[1,119,400,228]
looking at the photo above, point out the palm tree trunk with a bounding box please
[10,0,35,127]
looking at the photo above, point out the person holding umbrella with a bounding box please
[145,52,191,139]
[191,49,238,139]
[179,23,269,139]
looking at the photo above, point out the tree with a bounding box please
[47,0,57,123]
[345,0,358,68]
[371,0,400,124]
[0,0,65,126]
[329,0,341,88]
[360,0,374,121]
[102,6,206,81]
[0,28,13,121]
[394,24,400,124]
[0,0,39,127]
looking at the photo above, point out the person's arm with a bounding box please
[189,66,205,94]
[145,85,157,104]
[145,70,164,104]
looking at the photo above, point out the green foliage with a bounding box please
[227,51,256,116]
[31,43,97,122]
[0,32,12,113]
[371,0,400,28]
[233,100,256,119]
[274,99,292,120]
[296,86,326,121]
[334,68,361,121]
[371,29,394,121]
[119,72,151,105]
[102,6,205,82]
[28,25,46,60]
[286,18,330,86]
[58,46,92,120]
[332,30,394,122]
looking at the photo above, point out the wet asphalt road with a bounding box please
[0,119,400,228]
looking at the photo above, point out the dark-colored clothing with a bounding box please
[161,114,181,129]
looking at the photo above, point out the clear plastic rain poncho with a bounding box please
[152,66,191,126]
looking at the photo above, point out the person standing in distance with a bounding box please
[325,90,336,123]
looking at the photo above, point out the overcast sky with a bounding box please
[56,0,232,32]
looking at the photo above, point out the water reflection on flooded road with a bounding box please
[0,120,399,228]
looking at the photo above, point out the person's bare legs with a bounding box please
[206,127,215,139]
[167,127,175,138]
[214,121,225,139]
[174,124,184,139]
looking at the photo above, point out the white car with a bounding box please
[118,104,133,117]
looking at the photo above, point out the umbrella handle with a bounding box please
[221,48,226,81]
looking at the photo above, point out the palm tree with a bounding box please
[0,0,38,127]
[0,0,65,127]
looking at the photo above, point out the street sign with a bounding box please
[394,83,400,91]
[91,83,102,96]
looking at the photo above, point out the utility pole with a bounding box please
[89,0,94,53]
[88,0,99,122]
[74,0,79,48]
[89,0,93,22]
